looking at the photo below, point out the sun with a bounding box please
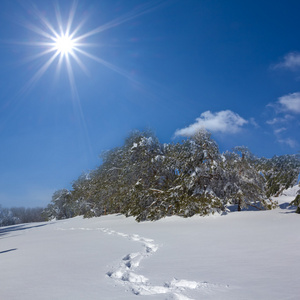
[54,34,75,55]
[19,0,163,95]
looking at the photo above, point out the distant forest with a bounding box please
[0,206,46,227]
[1,129,300,226]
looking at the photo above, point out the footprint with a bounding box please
[58,226,229,299]
[101,228,229,299]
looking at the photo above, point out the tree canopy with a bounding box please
[43,130,300,222]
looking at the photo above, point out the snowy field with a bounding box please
[1,187,300,300]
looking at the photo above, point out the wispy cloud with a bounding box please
[268,53,300,148]
[278,92,300,114]
[266,114,294,125]
[175,110,248,137]
[272,52,300,70]
[249,117,259,128]
[278,138,298,148]
[274,127,287,134]
[266,99,298,148]
[266,92,300,125]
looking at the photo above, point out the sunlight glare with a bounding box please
[16,0,166,160]
[21,0,165,92]
[54,34,74,55]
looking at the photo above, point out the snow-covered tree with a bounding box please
[290,190,300,214]
[42,129,295,221]
[118,130,165,220]
[257,155,300,197]
[0,205,15,226]
[44,189,75,220]
[223,147,275,211]
[10,207,45,224]
[0,205,45,226]
[152,129,226,218]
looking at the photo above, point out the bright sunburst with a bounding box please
[54,34,75,55]
[19,0,165,96]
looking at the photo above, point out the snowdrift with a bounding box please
[1,187,300,300]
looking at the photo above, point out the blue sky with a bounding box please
[0,0,300,207]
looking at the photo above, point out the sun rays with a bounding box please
[8,0,170,159]
[21,1,92,94]
[18,0,167,96]
[9,0,168,162]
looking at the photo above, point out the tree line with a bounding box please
[43,129,300,222]
[0,206,46,227]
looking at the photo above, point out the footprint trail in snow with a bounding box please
[99,228,229,300]
[57,226,229,299]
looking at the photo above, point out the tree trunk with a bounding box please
[238,199,241,211]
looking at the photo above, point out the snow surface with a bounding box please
[1,186,300,300]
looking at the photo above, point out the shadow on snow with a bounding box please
[0,248,17,254]
[0,223,50,238]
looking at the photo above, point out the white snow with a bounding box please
[1,186,300,299]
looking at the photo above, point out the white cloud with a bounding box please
[175,110,248,137]
[274,127,287,135]
[266,118,280,125]
[278,138,297,148]
[266,115,294,125]
[278,92,300,113]
[273,52,300,70]
[249,117,259,128]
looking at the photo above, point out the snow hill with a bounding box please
[1,186,300,300]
